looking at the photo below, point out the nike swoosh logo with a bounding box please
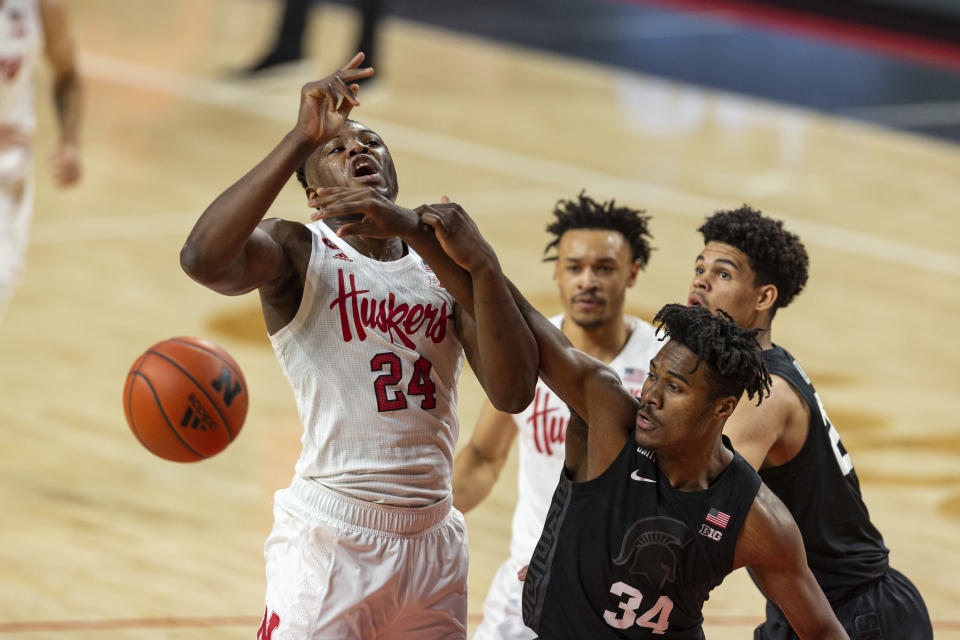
[630,470,657,483]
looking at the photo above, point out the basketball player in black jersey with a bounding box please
[687,206,932,639]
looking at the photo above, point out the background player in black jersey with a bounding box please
[687,205,932,639]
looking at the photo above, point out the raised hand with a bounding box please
[309,186,418,239]
[295,52,374,146]
[49,142,81,186]
[416,198,498,274]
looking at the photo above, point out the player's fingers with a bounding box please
[311,197,370,220]
[309,187,367,208]
[418,209,449,237]
[339,51,365,72]
[441,195,451,204]
[335,221,367,237]
[332,76,359,107]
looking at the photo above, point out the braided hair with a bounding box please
[543,191,653,267]
[653,303,771,404]
[698,205,808,315]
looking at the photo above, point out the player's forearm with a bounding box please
[505,279,589,416]
[181,130,312,281]
[452,446,500,513]
[52,69,81,147]
[469,263,537,412]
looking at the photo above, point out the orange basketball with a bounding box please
[122,337,248,462]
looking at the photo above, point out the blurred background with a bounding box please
[1,0,958,637]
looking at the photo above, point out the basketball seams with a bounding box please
[129,370,205,461]
[145,350,237,440]
[168,337,245,385]
[124,374,149,450]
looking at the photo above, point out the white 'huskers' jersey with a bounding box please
[269,221,464,507]
[0,0,41,134]
[508,314,662,565]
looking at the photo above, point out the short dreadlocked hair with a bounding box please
[543,191,653,267]
[653,303,771,404]
[698,205,808,315]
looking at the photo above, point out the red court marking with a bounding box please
[0,616,259,633]
[618,0,960,72]
[1,613,957,632]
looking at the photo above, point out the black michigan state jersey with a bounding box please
[522,436,761,639]
[758,345,888,602]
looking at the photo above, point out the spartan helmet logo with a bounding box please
[612,516,692,590]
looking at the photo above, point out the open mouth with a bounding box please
[352,156,380,179]
[636,411,657,430]
[687,293,705,308]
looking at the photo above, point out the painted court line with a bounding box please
[77,51,960,279]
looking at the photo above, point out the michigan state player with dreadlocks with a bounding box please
[453,191,662,640]
[513,301,846,638]
[687,205,931,639]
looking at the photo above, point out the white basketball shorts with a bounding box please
[260,475,469,640]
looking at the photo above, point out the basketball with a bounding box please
[122,337,248,462]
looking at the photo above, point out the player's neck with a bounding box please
[346,235,407,261]
[656,434,732,492]
[562,314,631,364]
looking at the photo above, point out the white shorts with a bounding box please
[472,557,535,640]
[261,476,469,640]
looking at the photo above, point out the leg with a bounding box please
[387,509,469,639]
[245,0,312,74]
[354,0,383,71]
[0,149,33,325]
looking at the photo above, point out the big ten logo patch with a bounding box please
[422,261,444,289]
[698,523,722,541]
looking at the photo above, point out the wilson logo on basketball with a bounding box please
[180,394,218,432]
[330,269,448,348]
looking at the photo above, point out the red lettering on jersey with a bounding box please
[257,607,280,640]
[528,387,568,455]
[0,56,23,81]
[330,269,448,347]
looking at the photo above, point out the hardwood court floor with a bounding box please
[0,1,957,637]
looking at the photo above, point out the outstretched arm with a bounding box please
[40,0,82,186]
[180,54,373,296]
[736,485,848,639]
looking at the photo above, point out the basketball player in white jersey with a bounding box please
[0,0,82,321]
[180,53,537,640]
[451,193,663,640]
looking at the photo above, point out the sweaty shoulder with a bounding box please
[259,217,312,252]
[733,483,803,572]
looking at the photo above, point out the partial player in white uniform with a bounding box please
[0,0,81,321]
[181,54,537,640]
[452,192,661,640]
